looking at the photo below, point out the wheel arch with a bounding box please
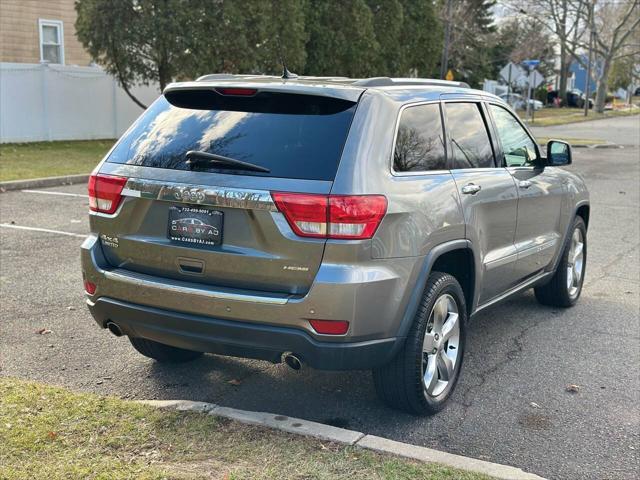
[396,240,477,340]
[576,203,590,229]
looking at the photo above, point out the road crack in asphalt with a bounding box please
[448,314,549,435]
[585,241,640,289]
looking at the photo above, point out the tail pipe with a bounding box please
[281,352,302,371]
[106,321,123,337]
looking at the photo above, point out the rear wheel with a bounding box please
[373,272,466,415]
[128,337,203,363]
[535,216,587,308]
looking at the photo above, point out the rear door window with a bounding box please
[393,103,446,172]
[445,102,495,169]
[106,93,357,181]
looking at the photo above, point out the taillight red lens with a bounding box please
[271,192,387,240]
[309,319,350,335]
[328,195,388,239]
[88,173,127,214]
[215,88,258,96]
[84,279,96,295]
[272,193,328,237]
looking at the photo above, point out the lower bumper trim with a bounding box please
[88,297,401,371]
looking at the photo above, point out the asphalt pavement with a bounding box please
[1,117,639,479]
[530,114,640,147]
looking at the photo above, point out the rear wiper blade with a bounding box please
[185,150,270,173]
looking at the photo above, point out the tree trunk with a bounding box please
[595,55,612,113]
[559,45,568,102]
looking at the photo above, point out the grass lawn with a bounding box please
[535,137,606,146]
[0,377,490,480]
[0,139,114,182]
[518,106,639,127]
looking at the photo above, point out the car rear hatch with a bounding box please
[91,82,363,296]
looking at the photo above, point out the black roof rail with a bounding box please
[352,77,470,88]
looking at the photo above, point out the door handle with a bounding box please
[518,180,533,189]
[461,183,481,195]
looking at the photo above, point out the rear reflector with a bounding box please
[84,279,96,295]
[88,173,127,214]
[309,319,349,335]
[271,193,387,240]
[215,87,258,96]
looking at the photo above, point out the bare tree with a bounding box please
[587,1,640,112]
[516,0,589,99]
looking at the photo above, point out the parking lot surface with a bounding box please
[1,128,639,479]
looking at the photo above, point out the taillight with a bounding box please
[271,193,387,240]
[88,173,127,214]
[309,319,350,335]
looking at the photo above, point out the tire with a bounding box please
[373,272,467,415]
[128,337,203,363]
[535,216,587,308]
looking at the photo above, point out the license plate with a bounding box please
[168,206,223,246]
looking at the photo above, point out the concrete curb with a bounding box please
[138,399,546,480]
[0,173,89,192]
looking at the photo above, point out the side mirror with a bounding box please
[546,140,572,166]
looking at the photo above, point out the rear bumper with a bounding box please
[88,297,400,370]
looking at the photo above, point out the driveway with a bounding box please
[530,114,640,147]
[1,127,639,479]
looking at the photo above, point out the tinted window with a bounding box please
[393,104,446,172]
[489,104,537,167]
[445,103,494,169]
[106,94,357,181]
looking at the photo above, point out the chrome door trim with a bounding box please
[474,270,551,314]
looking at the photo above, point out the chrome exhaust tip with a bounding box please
[282,352,302,371]
[106,321,123,337]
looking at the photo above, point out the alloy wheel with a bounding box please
[567,227,585,298]
[422,294,461,398]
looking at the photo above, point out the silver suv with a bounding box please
[82,76,589,415]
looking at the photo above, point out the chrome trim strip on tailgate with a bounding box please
[122,178,277,211]
[103,268,290,305]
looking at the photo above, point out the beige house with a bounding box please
[0,0,92,65]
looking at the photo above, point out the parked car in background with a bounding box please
[567,89,594,109]
[82,75,590,415]
[499,93,543,111]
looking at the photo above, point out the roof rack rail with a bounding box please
[352,77,470,89]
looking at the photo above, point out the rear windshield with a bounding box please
[106,92,358,181]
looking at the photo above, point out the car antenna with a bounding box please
[278,40,298,79]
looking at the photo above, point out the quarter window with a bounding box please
[489,104,538,167]
[393,104,446,172]
[445,102,494,169]
[39,19,64,64]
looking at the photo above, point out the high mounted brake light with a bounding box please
[215,87,258,96]
[271,193,387,240]
[88,173,127,214]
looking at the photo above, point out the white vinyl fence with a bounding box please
[0,63,159,143]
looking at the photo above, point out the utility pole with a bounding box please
[440,0,453,79]
[584,0,595,117]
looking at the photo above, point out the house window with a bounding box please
[39,19,64,64]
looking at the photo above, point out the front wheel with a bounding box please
[535,216,587,308]
[373,272,466,415]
